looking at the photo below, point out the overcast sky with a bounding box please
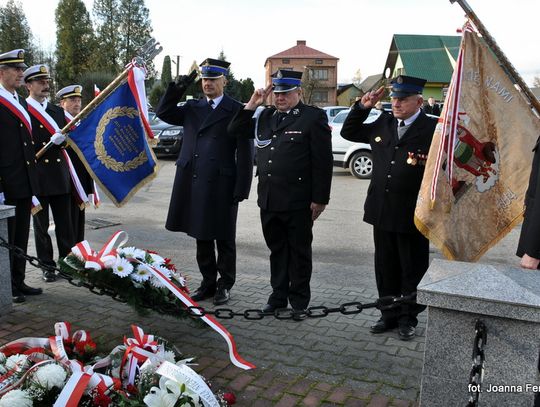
[7,0,540,87]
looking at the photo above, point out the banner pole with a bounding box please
[450,0,540,116]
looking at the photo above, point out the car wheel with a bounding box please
[349,151,373,179]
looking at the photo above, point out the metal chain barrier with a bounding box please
[0,236,416,320]
[467,320,487,407]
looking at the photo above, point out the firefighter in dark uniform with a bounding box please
[57,85,95,243]
[228,70,333,320]
[516,135,540,407]
[0,49,43,302]
[341,75,437,340]
[156,58,253,306]
[24,65,73,282]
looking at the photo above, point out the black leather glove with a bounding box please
[174,70,197,89]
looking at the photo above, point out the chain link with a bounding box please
[0,236,417,320]
[467,320,487,407]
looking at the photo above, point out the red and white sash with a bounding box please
[26,98,89,206]
[64,110,101,208]
[0,87,32,134]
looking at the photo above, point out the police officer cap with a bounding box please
[272,69,303,93]
[0,49,27,68]
[389,75,427,98]
[23,65,51,82]
[56,85,83,99]
[199,58,230,79]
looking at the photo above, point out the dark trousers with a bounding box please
[71,199,85,243]
[5,197,32,287]
[373,227,429,326]
[261,208,313,310]
[33,194,74,266]
[195,239,236,291]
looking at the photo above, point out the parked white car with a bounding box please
[322,106,349,122]
[330,108,380,179]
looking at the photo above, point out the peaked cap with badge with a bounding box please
[0,49,28,68]
[199,58,230,79]
[271,69,303,93]
[56,85,83,100]
[23,65,51,82]
[389,75,427,98]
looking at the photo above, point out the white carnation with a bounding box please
[150,276,165,288]
[0,389,32,407]
[32,363,67,389]
[6,354,28,371]
[113,257,134,277]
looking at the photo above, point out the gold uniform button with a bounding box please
[23,142,27,146]
[273,135,277,138]
[270,147,275,150]
[44,159,49,163]
[42,142,46,146]
[34,160,36,164]
[31,141,34,145]
[26,161,30,165]
[39,124,44,128]
[56,158,61,162]
[20,123,23,127]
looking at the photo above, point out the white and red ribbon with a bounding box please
[131,258,256,370]
[71,230,128,270]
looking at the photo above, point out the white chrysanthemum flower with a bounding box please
[150,276,165,288]
[162,350,176,364]
[170,273,186,287]
[6,354,28,371]
[113,257,134,278]
[32,363,67,389]
[149,253,165,265]
[0,352,7,363]
[0,389,32,407]
[130,264,151,283]
[119,246,146,260]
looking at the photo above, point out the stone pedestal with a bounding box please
[417,259,540,407]
[0,205,15,314]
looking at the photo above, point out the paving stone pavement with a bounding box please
[0,161,519,406]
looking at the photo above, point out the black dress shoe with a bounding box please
[261,303,276,313]
[213,287,230,305]
[17,284,43,296]
[190,287,215,302]
[370,319,397,334]
[398,324,416,341]
[12,288,26,303]
[43,270,57,282]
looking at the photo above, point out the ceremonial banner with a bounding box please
[68,67,157,207]
[414,24,540,261]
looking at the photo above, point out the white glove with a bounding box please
[0,192,4,205]
[50,132,66,145]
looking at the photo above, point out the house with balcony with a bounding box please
[264,40,339,106]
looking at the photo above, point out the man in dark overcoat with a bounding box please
[24,64,73,282]
[156,58,253,305]
[341,75,437,340]
[516,136,540,407]
[0,49,43,302]
[228,70,333,320]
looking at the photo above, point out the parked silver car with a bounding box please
[148,112,184,156]
[330,108,380,179]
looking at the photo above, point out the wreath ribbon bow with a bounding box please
[71,230,128,271]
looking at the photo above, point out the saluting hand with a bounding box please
[360,86,385,109]
[245,84,272,110]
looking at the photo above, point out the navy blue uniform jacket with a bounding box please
[156,83,254,240]
[341,105,436,233]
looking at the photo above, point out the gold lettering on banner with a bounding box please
[95,107,147,172]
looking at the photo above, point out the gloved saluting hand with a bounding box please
[174,70,198,90]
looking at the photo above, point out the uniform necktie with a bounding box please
[208,99,214,108]
[397,120,408,139]
[276,111,287,126]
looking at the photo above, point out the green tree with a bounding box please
[118,0,152,67]
[93,0,121,72]
[55,0,97,87]
[239,78,254,102]
[0,0,34,64]
[77,70,115,105]
[161,55,172,86]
